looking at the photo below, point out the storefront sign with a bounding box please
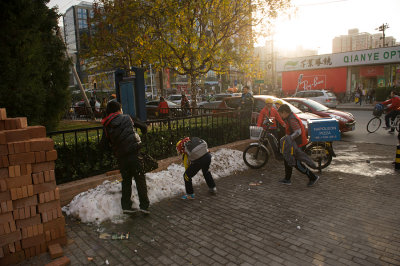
[277,46,400,72]
[282,68,347,94]
[360,66,384,77]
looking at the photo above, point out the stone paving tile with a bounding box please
[17,141,400,265]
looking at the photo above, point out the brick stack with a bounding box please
[0,108,66,265]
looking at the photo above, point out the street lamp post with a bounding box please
[375,23,389,47]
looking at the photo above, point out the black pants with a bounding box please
[385,110,400,128]
[184,153,216,194]
[119,154,149,210]
[284,158,318,181]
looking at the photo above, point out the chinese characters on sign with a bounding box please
[300,56,332,69]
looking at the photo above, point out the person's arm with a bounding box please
[382,98,392,106]
[272,108,286,127]
[130,115,148,134]
[257,108,266,127]
[288,116,302,140]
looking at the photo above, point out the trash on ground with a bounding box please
[297,226,301,230]
[99,232,130,240]
[87,257,93,261]
[105,259,109,265]
[249,182,261,186]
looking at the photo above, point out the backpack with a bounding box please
[184,137,208,161]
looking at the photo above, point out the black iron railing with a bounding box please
[48,108,252,184]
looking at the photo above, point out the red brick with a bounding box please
[39,193,45,203]
[0,212,13,224]
[38,200,60,214]
[24,206,30,218]
[32,173,39,185]
[44,171,50,182]
[0,168,7,178]
[52,208,58,219]
[9,221,16,232]
[4,119,18,130]
[33,181,56,194]
[29,138,54,152]
[14,165,21,176]
[8,166,15,178]
[13,142,26,154]
[21,234,45,249]
[50,170,55,181]
[28,126,46,139]
[42,212,48,222]
[48,211,53,221]
[0,179,6,192]
[6,201,12,212]
[32,224,38,236]
[21,164,31,175]
[8,242,15,253]
[45,256,71,266]
[50,228,56,239]
[0,108,6,120]
[27,185,33,196]
[32,161,55,173]
[38,172,44,184]
[16,188,23,199]
[30,205,36,217]
[10,189,17,200]
[15,215,41,229]
[15,117,27,129]
[48,243,63,259]
[15,240,21,251]
[46,150,58,161]
[54,188,59,200]
[0,120,4,131]
[0,155,9,168]
[0,250,25,265]
[38,224,43,234]
[46,236,67,247]
[0,201,7,213]
[8,152,35,165]
[0,230,21,247]
[21,186,28,198]
[0,224,4,235]
[4,128,30,143]
[43,216,65,232]
[44,192,50,202]
[0,144,7,155]
[18,208,25,219]
[13,195,37,209]
[3,222,10,234]
[45,230,51,241]
[27,226,33,238]
[34,151,46,163]
[49,190,55,202]
[0,191,10,202]
[12,210,19,220]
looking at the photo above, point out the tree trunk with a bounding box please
[72,65,95,120]
[189,73,198,108]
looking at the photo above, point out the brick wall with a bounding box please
[0,108,66,265]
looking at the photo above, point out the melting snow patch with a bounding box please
[63,148,248,224]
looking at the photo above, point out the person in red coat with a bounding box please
[382,91,400,133]
[157,96,169,119]
[257,98,286,138]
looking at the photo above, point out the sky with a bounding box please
[48,0,400,55]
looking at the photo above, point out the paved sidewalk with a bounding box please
[19,141,400,266]
[336,102,374,111]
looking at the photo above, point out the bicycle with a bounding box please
[243,119,334,170]
[366,104,400,133]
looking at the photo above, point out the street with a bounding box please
[341,110,398,146]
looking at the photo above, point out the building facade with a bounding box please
[277,46,400,99]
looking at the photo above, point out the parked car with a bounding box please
[167,94,192,105]
[197,93,233,110]
[284,98,356,132]
[73,100,103,118]
[217,95,321,129]
[292,90,338,108]
[145,100,181,119]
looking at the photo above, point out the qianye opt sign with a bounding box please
[277,46,400,72]
[307,118,341,142]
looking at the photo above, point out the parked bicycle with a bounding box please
[243,119,334,170]
[367,103,400,133]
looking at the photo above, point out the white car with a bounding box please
[293,90,338,108]
[167,94,192,105]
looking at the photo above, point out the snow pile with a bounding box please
[63,148,247,224]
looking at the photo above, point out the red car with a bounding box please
[284,97,356,132]
[217,95,322,130]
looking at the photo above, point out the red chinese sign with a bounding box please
[282,67,347,95]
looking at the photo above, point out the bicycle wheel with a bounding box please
[366,117,381,133]
[243,144,269,169]
[305,143,332,170]
[396,118,400,132]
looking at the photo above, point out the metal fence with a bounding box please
[48,109,252,184]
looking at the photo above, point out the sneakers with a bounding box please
[209,187,217,195]
[122,209,138,214]
[139,208,150,214]
[388,130,394,134]
[307,176,320,187]
[383,126,390,130]
[279,179,291,185]
[181,194,195,200]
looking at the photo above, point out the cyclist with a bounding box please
[257,98,286,139]
[382,91,400,133]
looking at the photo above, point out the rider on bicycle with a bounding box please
[382,90,400,133]
[257,98,286,139]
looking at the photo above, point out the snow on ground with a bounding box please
[326,145,393,177]
[63,148,248,224]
